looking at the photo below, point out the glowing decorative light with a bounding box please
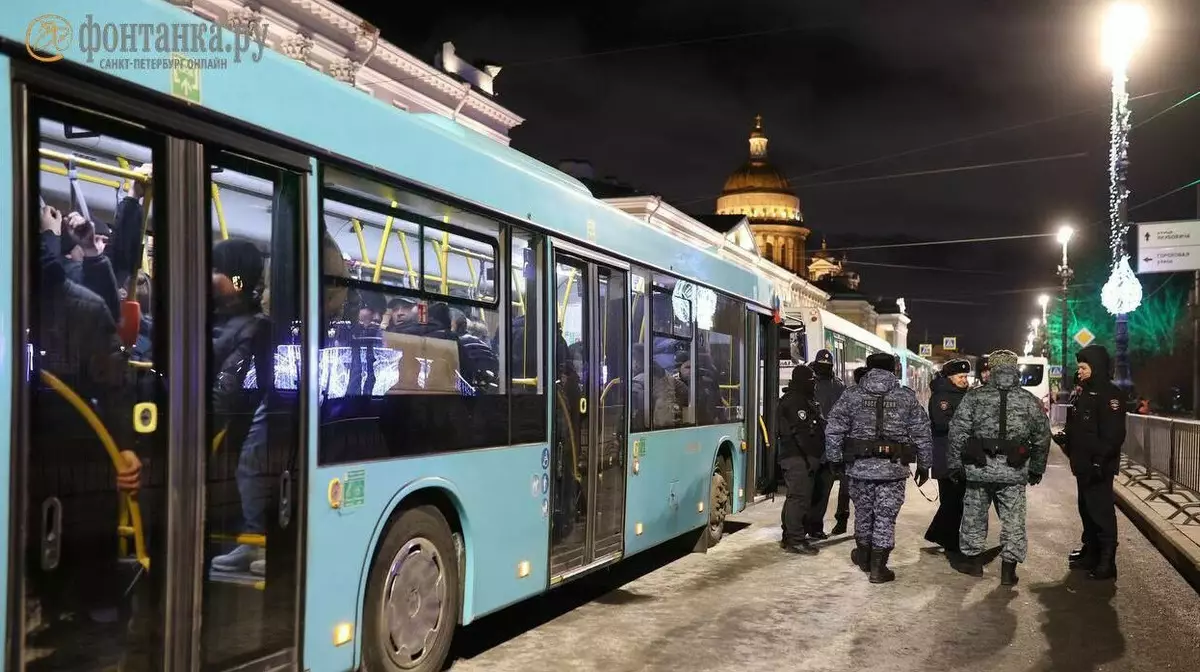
[1101,3,1148,74]
[1030,317,1041,329]
[1056,226,1074,246]
[1037,294,1050,308]
[1101,3,1146,319]
[1100,255,1144,314]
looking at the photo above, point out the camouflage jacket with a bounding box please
[947,361,1051,484]
[824,368,933,481]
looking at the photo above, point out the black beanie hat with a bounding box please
[866,352,897,372]
[853,366,869,384]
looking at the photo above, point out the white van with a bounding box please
[1017,356,1050,414]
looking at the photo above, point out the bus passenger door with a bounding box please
[550,252,628,583]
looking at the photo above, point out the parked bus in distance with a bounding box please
[0,2,774,670]
[1018,355,1051,414]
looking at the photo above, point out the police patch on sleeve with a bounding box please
[1109,398,1121,411]
[939,400,950,411]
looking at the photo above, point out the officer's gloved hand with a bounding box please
[831,462,845,477]
[1090,463,1105,483]
[1052,431,1068,447]
[946,467,963,484]
[1028,472,1043,486]
[913,466,930,487]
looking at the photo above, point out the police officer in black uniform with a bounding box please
[777,365,826,555]
[924,358,971,557]
[809,350,850,537]
[1059,344,1125,580]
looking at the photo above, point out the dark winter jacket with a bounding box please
[948,359,1051,485]
[1064,345,1126,478]
[814,372,845,420]
[928,375,969,477]
[777,367,826,461]
[824,368,933,481]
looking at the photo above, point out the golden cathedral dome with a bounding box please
[715,115,803,224]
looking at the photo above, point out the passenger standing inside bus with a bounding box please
[1059,345,1125,580]
[825,353,932,583]
[209,239,271,576]
[923,359,972,559]
[808,349,850,538]
[777,365,825,555]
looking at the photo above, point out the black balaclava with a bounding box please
[812,348,835,379]
[790,364,817,397]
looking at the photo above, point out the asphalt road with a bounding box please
[447,449,1200,672]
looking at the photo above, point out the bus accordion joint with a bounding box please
[39,370,149,571]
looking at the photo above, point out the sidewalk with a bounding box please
[1050,422,1200,591]
[1114,458,1200,592]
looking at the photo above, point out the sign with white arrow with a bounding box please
[1138,220,1200,274]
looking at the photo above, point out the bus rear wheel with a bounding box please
[706,459,731,546]
[363,505,460,672]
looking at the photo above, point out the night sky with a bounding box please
[343,0,1200,354]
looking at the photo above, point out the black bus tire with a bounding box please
[362,504,460,672]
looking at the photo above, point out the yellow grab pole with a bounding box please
[211,183,229,241]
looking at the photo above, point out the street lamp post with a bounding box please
[1099,2,1149,392]
[1057,225,1074,401]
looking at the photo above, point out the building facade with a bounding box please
[715,116,810,275]
[171,0,523,144]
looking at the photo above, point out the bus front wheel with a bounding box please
[363,505,461,672]
[706,457,731,546]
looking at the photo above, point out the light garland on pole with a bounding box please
[1099,4,1145,316]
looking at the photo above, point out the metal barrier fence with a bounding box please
[1121,414,1200,525]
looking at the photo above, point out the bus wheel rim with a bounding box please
[382,537,446,669]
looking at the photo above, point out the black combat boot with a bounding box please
[952,553,983,577]
[1069,545,1098,570]
[808,529,829,541]
[1088,545,1118,581]
[782,539,819,556]
[868,548,896,584]
[1000,560,1019,586]
[831,519,848,535]
[850,542,871,572]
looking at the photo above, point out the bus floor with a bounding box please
[448,449,1200,672]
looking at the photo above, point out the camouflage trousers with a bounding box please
[960,482,1027,563]
[847,477,906,549]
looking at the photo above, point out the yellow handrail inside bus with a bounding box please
[211,183,229,241]
[396,230,418,287]
[558,268,576,323]
[39,149,151,183]
[39,163,122,190]
[128,360,153,370]
[554,389,581,483]
[759,415,770,448]
[39,370,149,571]
[116,156,133,193]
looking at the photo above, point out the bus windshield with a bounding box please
[1019,364,1045,387]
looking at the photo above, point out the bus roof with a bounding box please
[2,0,768,307]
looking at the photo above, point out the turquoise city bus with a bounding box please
[0,1,777,670]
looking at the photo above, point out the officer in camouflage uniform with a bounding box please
[948,349,1051,586]
[825,353,933,583]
